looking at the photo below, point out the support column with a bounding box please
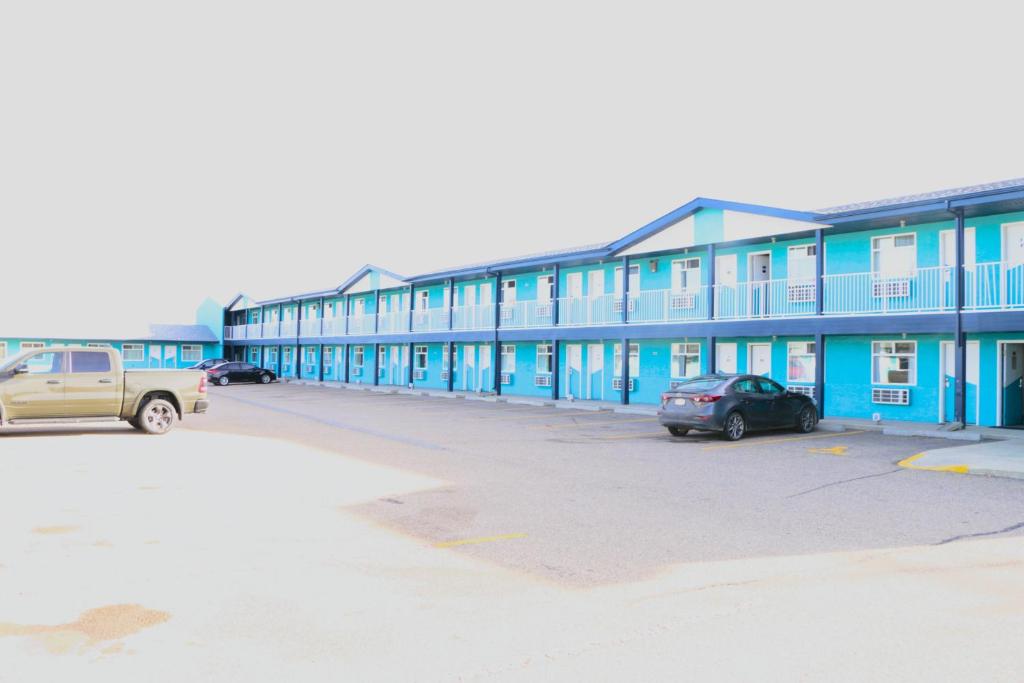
[295,300,303,380]
[278,344,283,376]
[408,341,415,386]
[621,338,630,405]
[814,229,824,316]
[343,344,350,383]
[494,272,502,395]
[953,206,967,425]
[707,244,716,320]
[814,333,825,418]
[373,343,380,386]
[318,344,324,382]
[447,342,455,392]
[551,340,560,401]
[621,256,630,324]
[707,335,716,374]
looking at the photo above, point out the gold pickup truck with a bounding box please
[0,346,209,434]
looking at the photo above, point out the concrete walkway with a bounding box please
[899,440,1024,479]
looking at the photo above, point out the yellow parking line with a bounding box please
[700,430,866,451]
[897,452,969,474]
[433,533,527,548]
[536,417,658,431]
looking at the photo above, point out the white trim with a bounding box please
[122,343,145,362]
[181,344,202,362]
[746,341,772,377]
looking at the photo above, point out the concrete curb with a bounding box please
[555,402,606,412]
[505,398,554,407]
[612,406,659,416]
[882,427,982,442]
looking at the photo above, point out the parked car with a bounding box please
[187,358,227,371]
[658,374,817,441]
[207,362,276,386]
[0,347,208,435]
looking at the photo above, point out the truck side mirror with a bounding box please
[12,365,29,375]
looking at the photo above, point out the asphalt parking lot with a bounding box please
[192,383,1024,586]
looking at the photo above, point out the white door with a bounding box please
[588,270,604,298]
[149,345,162,368]
[478,344,491,391]
[462,285,476,307]
[716,343,737,373]
[748,253,771,317]
[464,345,476,391]
[479,283,493,329]
[567,272,583,298]
[587,343,603,400]
[390,345,401,384]
[1006,222,1024,265]
[164,345,177,369]
[566,344,583,399]
[716,254,738,286]
[749,343,771,376]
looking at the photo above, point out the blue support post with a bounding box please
[814,229,824,316]
[318,344,324,382]
[707,336,716,373]
[621,256,630,324]
[295,300,302,380]
[373,343,380,386]
[621,338,630,405]
[952,207,967,425]
[344,343,350,383]
[494,272,502,394]
[814,333,824,418]
[707,243,716,320]
[447,342,455,392]
[551,340,559,400]
[408,341,415,386]
[278,344,283,376]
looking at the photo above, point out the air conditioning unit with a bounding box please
[613,298,635,313]
[612,377,636,392]
[440,370,450,381]
[872,387,910,405]
[500,308,515,322]
[872,279,911,298]
[535,374,552,387]
[500,372,512,385]
[787,384,816,399]
[413,368,426,380]
[670,293,697,309]
[786,283,816,303]
[351,366,363,377]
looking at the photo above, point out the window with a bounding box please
[414,345,428,369]
[537,275,555,302]
[872,341,916,385]
[378,346,386,366]
[536,343,553,374]
[501,280,517,304]
[0,342,5,359]
[268,348,278,363]
[21,342,44,351]
[757,378,785,395]
[122,344,144,362]
[613,343,639,377]
[323,347,334,366]
[69,351,111,373]
[501,344,516,373]
[417,290,430,310]
[671,258,701,293]
[181,345,202,362]
[21,351,64,374]
[671,343,700,378]
[354,346,364,367]
[239,363,255,371]
[734,378,760,394]
[787,342,816,383]
[872,233,916,277]
[283,347,293,363]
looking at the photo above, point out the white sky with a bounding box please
[2,1,1022,333]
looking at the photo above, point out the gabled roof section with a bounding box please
[408,242,614,283]
[337,264,409,294]
[817,177,1024,217]
[607,198,821,255]
[226,293,258,311]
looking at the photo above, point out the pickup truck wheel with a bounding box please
[217,376,229,386]
[137,399,176,435]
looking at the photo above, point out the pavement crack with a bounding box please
[786,469,903,499]
[934,520,1024,546]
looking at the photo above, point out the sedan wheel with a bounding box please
[797,406,816,433]
[218,376,229,386]
[260,374,271,384]
[667,426,689,437]
[723,412,746,441]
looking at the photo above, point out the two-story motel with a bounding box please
[223,178,1024,428]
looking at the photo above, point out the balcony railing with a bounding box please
[377,311,410,334]
[714,279,817,320]
[225,263,1024,344]
[629,288,710,323]
[557,294,619,326]
[413,308,450,332]
[452,304,494,330]
[963,261,1024,310]
[499,300,555,328]
[822,266,952,315]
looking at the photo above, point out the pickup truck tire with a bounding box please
[217,376,230,386]
[136,398,177,435]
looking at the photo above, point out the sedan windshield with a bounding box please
[671,377,727,393]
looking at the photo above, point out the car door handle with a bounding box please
[98,378,114,384]
[46,379,62,385]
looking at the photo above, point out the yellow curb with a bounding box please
[897,452,969,474]
[433,533,527,549]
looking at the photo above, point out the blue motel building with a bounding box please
[223,178,1024,428]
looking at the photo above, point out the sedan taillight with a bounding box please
[692,394,723,404]
[199,375,207,393]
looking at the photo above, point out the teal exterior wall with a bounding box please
[0,338,221,369]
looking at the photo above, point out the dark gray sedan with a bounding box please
[658,374,817,440]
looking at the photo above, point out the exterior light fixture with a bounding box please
[649,260,658,273]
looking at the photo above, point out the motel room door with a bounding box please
[1002,342,1024,427]
[390,345,402,385]
[163,345,177,369]
[463,345,476,391]
[478,344,491,392]
[566,344,583,399]
[940,340,979,425]
[587,343,604,400]
[749,343,771,376]
[716,343,737,373]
